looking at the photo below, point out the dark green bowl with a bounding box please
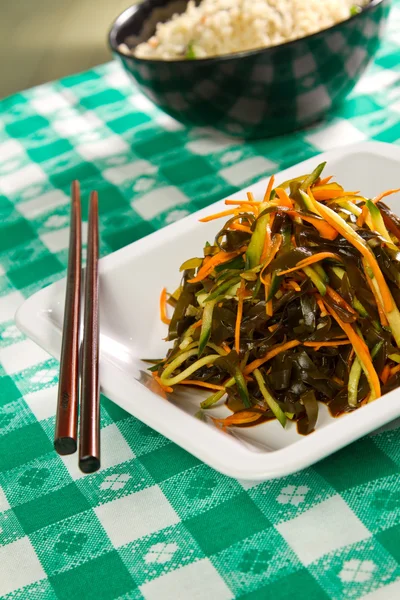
[109,0,390,139]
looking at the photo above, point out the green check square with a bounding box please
[6,115,49,138]
[61,71,101,87]
[140,442,201,483]
[94,186,129,217]
[0,422,53,471]
[108,112,151,135]
[80,89,126,109]
[27,139,73,163]
[376,524,400,563]
[8,254,63,289]
[50,161,99,188]
[0,196,14,219]
[313,438,398,491]
[49,551,136,600]
[0,219,35,253]
[162,155,215,185]
[184,492,271,555]
[0,376,22,406]
[241,569,329,600]
[103,221,154,252]
[134,131,183,158]
[101,395,130,422]
[14,482,90,534]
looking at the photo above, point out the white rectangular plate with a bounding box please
[16,141,400,481]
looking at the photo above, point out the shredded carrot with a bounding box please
[222,342,231,353]
[200,208,248,222]
[288,210,338,240]
[372,188,400,204]
[303,340,351,347]
[224,199,260,207]
[230,223,253,234]
[356,205,368,227]
[264,274,273,317]
[244,340,301,374]
[309,197,393,312]
[380,364,391,384]
[247,191,256,202]
[188,248,246,283]
[268,324,279,332]
[235,281,246,353]
[326,286,357,315]
[312,188,359,201]
[389,364,400,378]
[317,297,328,316]
[152,372,173,393]
[288,280,301,292]
[274,187,293,208]
[319,175,333,185]
[178,380,226,391]
[212,410,265,429]
[332,376,344,386]
[192,320,203,330]
[279,252,342,276]
[322,301,381,399]
[160,288,171,325]
[263,175,275,202]
[260,235,282,284]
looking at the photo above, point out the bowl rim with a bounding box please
[108,0,386,65]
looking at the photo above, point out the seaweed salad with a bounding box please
[151,163,400,435]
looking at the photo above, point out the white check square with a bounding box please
[0,486,10,512]
[0,339,50,375]
[140,558,233,600]
[0,537,46,596]
[305,119,367,151]
[0,291,25,324]
[133,186,188,220]
[277,496,371,566]
[220,157,276,186]
[95,485,179,547]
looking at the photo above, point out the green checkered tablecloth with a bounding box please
[1,6,400,600]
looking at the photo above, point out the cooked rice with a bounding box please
[128,0,370,60]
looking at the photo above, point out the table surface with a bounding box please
[1,5,400,600]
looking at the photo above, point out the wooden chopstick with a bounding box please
[54,181,82,455]
[79,191,101,473]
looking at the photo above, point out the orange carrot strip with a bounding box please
[160,287,171,325]
[380,364,391,384]
[317,297,328,316]
[192,320,203,330]
[288,280,301,292]
[200,208,248,222]
[372,188,400,204]
[178,380,226,391]
[322,301,381,399]
[268,324,279,332]
[278,252,342,276]
[389,364,400,378]
[224,199,260,206]
[319,175,333,185]
[222,342,231,353]
[152,372,173,393]
[303,340,351,347]
[274,188,293,208]
[326,285,357,315]
[244,340,301,375]
[288,210,338,240]
[309,197,393,312]
[188,248,245,283]
[235,281,246,353]
[357,205,368,227]
[263,175,275,202]
[260,235,283,283]
[230,223,253,234]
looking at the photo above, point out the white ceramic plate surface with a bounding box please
[16,141,400,481]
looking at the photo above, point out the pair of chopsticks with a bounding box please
[54,181,100,474]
